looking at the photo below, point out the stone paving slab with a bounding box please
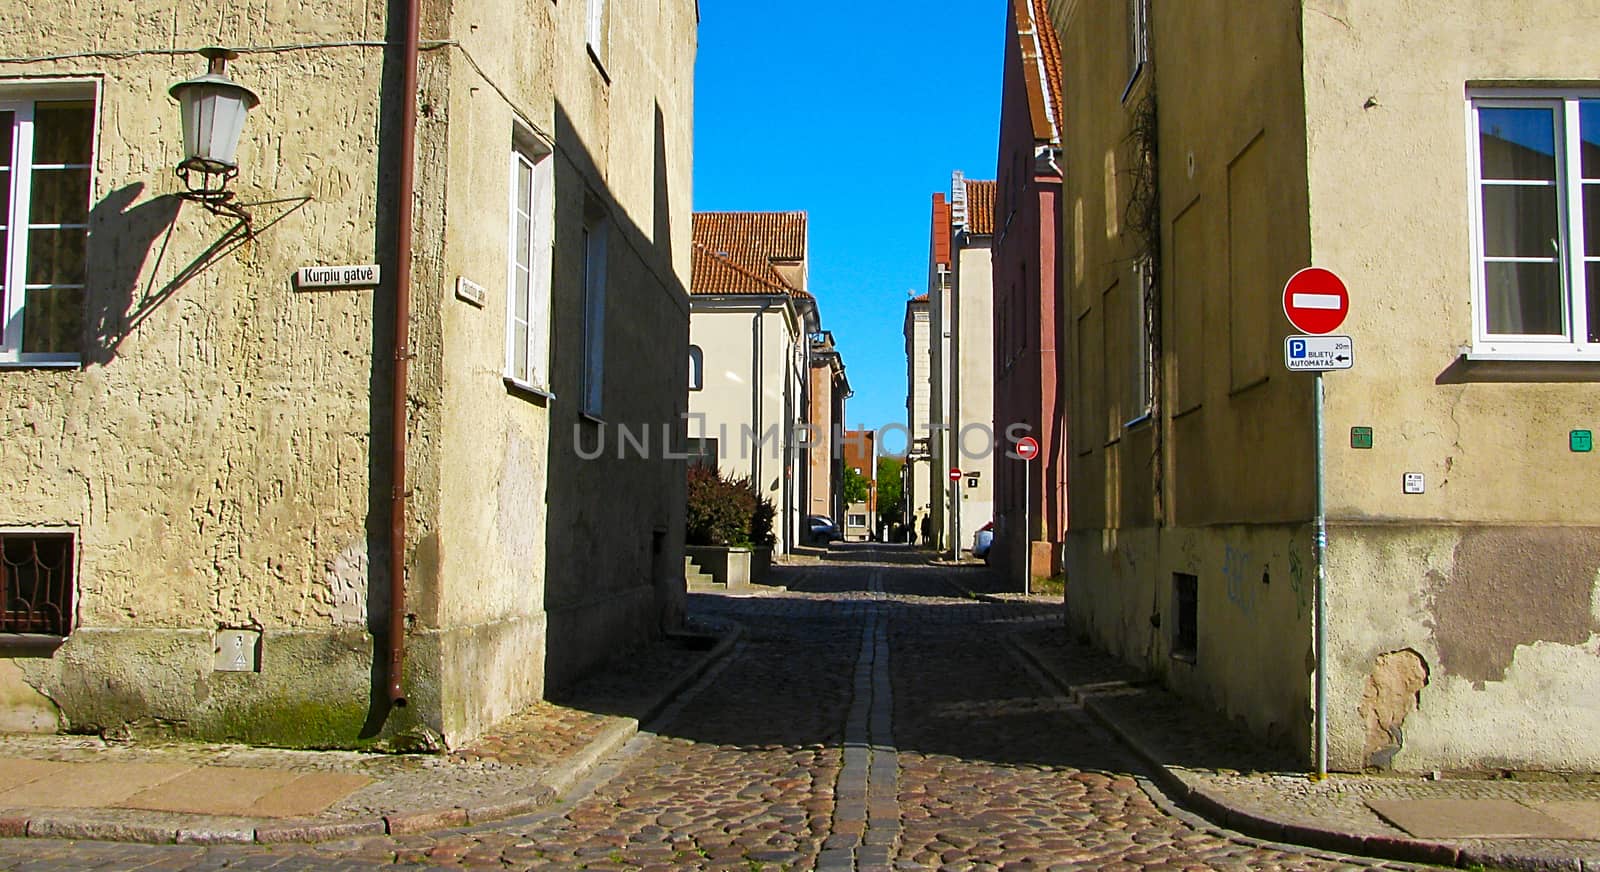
[0,618,739,845]
[1368,798,1588,840]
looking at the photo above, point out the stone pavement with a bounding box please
[0,544,1594,870]
[0,614,742,847]
[936,560,1600,872]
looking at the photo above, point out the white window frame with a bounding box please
[580,217,608,417]
[0,83,98,368]
[585,0,607,65]
[1123,0,1150,101]
[1127,255,1156,426]
[688,344,703,391]
[505,136,555,394]
[1467,89,1600,360]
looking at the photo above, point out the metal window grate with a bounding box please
[1,532,74,636]
[1172,572,1197,662]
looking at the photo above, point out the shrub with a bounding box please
[685,466,777,547]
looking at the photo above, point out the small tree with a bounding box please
[685,466,777,547]
[843,466,870,505]
[876,457,904,527]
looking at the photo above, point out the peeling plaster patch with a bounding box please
[0,660,61,733]
[1360,648,1428,770]
[323,542,368,626]
[1433,528,1600,688]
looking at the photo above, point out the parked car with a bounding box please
[807,515,842,544]
[972,521,995,562]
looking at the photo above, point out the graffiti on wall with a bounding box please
[1223,544,1255,616]
[1288,542,1309,622]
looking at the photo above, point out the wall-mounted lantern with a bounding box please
[169,47,259,221]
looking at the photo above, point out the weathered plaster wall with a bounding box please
[0,2,449,745]
[1067,524,1315,755]
[539,0,695,691]
[1054,0,1318,760]
[1301,0,1600,770]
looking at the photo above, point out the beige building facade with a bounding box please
[687,212,815,552]
[0,0,695,747]
[946,174,996,553]
[902,294,932,539]
[1051,0,1600,771]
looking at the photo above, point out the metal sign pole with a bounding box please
[1314,371,1328,780]
[1022,462,1031,595]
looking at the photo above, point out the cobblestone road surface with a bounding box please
[0,547,1426,870]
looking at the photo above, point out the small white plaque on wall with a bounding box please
[294,264,381,291]
[456,276,487,308]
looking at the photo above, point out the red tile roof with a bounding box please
[964,179,997,236]
[1030,0,1065,143]
[691,212,807,297]
[909,293,929,303]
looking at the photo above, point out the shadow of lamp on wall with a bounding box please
[168,47,260,230]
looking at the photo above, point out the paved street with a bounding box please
[0,546,1420,870]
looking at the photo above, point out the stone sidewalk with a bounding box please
[0,616,740,847]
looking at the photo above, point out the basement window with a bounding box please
[1172,572,1197,662]
[1,531,75,638]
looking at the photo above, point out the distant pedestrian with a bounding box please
[920,515,932,548]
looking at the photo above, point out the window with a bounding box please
[1,95,95,366]
[506,138,553,391]
[688,437,717,470]
[585,0,607,64]
[1128,254,1156,423]
[688,344,703,391]
[847,513,868,527]
[1172,572,1197,662]
[1469,93,1600,358]
[1124,0,1150,97]
[580,215,608,417]
[1,531,75,637]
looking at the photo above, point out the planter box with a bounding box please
[751,545,772,585]
[685,545,752,590]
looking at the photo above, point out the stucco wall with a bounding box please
[1301,0,1600,770]
[952,241,995,546]
[0,3,440,746]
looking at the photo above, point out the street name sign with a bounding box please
[1285,334,1354,371]
[1016,435,1040,461]
[295,264,381,290]
[1282,267,1349,335]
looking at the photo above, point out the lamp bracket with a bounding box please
[175,161,253,232]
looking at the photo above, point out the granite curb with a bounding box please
[2,620,744,847]
[1005,632,1591,871]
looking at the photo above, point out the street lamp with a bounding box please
[170,47,259,219]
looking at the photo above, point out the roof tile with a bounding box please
[690,212,808,297]
[964,180,997,236]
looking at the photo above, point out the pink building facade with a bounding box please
[992,0,1067,580]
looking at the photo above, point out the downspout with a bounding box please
[752,299,772,505]
[386,0,421,708]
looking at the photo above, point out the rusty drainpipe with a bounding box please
[386,0,421,709]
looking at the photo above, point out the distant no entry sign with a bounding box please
[1282,267,1349,335]
[1015,436,1040,461]
[948,467,962,482]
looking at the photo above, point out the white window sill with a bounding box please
[0,357,81,369]
[1463,349,1600,363]
[504,376,555,402]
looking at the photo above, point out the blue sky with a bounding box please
[692,0,1007,436]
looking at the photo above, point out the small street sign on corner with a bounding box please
[948,467,962,482]
[1015,435,1040,461]
[1285,334,1354,371]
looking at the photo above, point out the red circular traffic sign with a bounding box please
[1015,436,1040,461]
[1282,267,1349,335]
[948,468,962,482]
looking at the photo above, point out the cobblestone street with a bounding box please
[0,547,1424,870]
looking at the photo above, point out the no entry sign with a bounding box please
[1282,267,1349,335]
[948,468,962,482]
[1015,436,1040,461]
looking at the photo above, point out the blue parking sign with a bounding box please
[1289,339,1307,358]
